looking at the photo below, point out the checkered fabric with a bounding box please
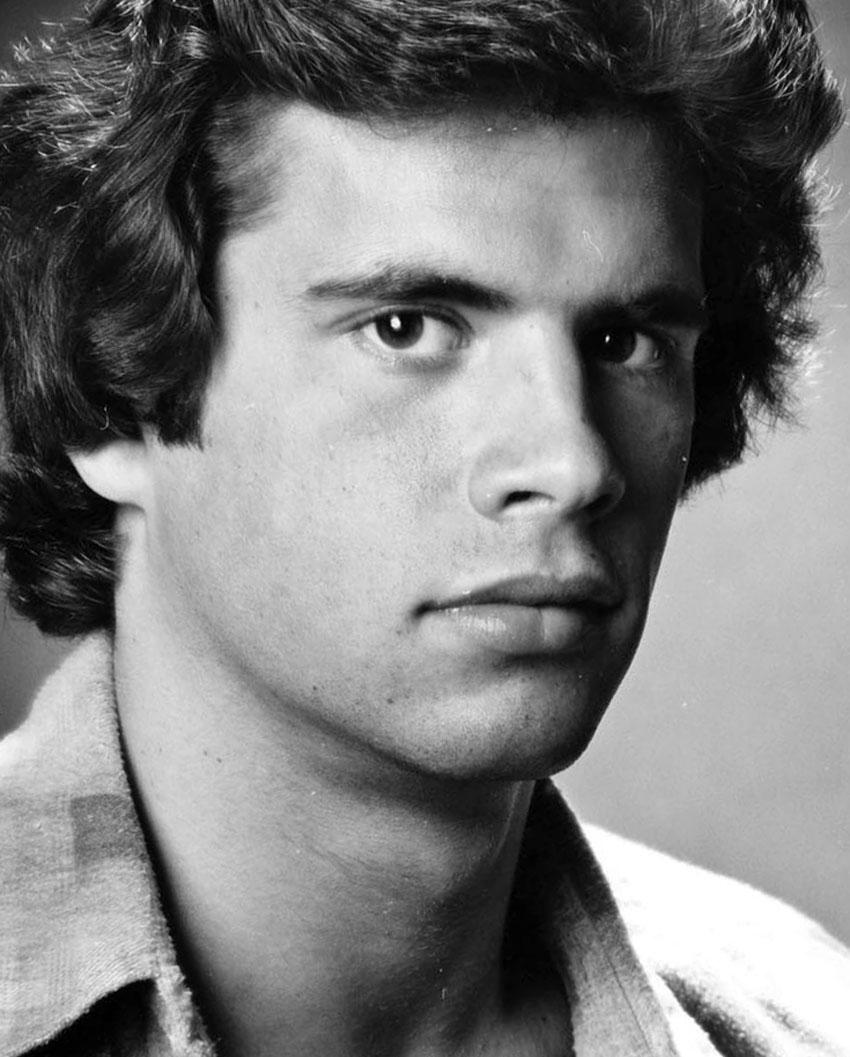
[0,637,212,1057]
[2,634,849,1056]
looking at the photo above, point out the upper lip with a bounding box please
[426,573,624,613]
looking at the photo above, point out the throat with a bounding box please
[112,619,569,1056]
[193,877,572,1057]
[131,754,566,1055]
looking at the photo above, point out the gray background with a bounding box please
[2,0,848,944]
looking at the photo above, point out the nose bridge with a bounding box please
[466,321,624,521]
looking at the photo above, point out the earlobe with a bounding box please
[68,439,151,508]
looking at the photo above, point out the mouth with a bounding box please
[419,573,624,657]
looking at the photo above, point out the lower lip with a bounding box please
[422,603,609,656]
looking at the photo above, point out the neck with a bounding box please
[113,603,562,1057]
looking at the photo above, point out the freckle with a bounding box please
[386,697,395,705]
[216,757,222,764]
[311,685,319,693]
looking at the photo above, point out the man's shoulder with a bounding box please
[0,634,173,1057]
[584,822,850,1054]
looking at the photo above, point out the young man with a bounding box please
[0,1,848,1055]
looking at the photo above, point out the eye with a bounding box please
[355,310,464,360]
[581,325,668,369]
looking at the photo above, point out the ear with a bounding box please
[68,438,151,507]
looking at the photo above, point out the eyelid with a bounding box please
[335,301,468,333]
[584,302,703,335]
[641,322,701,361]
[587,316,697,356]
[348,304,471,367]
[580,323,695,378]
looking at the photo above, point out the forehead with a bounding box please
[217,101,703,306]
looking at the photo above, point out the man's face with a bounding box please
[139,104,703,782]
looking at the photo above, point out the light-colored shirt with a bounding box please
[1,635,849,1056]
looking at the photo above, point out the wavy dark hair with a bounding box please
[0,0,843,635]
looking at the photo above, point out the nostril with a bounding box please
[586,492,616,520]
[501,476,623,519]
[504,490,537,506]
[586,474,626,520]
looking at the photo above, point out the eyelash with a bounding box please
[580,325,680,372]
[346,309,692,378]
[350,307,469,367]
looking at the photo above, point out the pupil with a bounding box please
[601,328,636,362]
[376,312,424,349]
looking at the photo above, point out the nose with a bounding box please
[466,328,625,523]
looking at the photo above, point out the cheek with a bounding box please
[593,392,691,596]
[602,379,694,515]
[187,379,439,607]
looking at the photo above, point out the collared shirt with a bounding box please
[2,634,849,1056]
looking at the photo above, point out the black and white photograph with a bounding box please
[1,1,849,1054]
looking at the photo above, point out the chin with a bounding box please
[397,674,619,785]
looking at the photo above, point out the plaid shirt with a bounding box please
[1,634,848,1056]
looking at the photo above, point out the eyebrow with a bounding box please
[306,264,515,312]
[306,265,708,332]
[591,285,709,334]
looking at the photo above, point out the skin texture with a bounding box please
[72,105,703,1056]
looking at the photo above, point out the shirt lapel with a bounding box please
[520,782,688,1057]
